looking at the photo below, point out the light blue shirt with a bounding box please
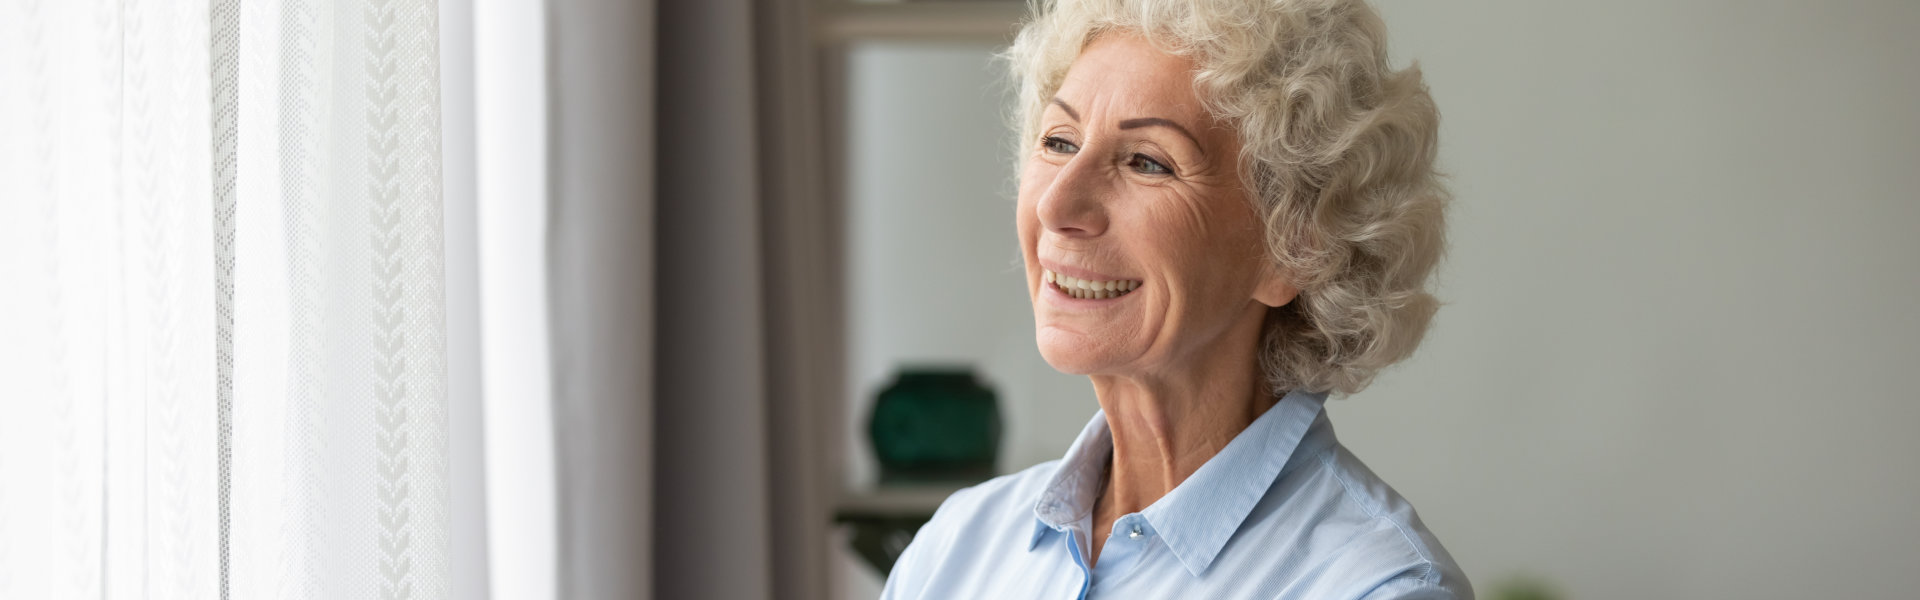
[880,390,1471,599]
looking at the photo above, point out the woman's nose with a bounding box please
[1035,155,1109,238]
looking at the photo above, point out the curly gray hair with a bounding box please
[1006,0,1448,395]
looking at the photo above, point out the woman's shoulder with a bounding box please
[880,461,1068,599]
[1238,441,1471,598]
[909,458,1064,554]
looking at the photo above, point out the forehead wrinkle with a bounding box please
[1052,45,1219,163]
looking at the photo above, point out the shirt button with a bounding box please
[1128,525,1143,539]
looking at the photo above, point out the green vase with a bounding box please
[868,368,1001,484]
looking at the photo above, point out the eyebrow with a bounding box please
[1118,117,1204,153]
[1049,97,1206,156]
[1049,97,1080,121]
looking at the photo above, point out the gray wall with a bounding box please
[838,2,1920,597]
[1341,1,1920,596]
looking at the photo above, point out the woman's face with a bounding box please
[1019,33,1296,379]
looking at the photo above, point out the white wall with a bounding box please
[840,2,1920,597]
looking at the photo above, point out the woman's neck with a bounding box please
[1089,359,1274,518]
[1089,299,1275,518]
[1082,305,1276,571]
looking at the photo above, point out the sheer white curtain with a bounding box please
[0,0,733,597]
[0,1,453,598]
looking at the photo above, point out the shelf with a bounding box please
[832,482,976,575]
[834,483,969,518]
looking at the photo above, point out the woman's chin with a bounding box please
[1034,328,1129,376]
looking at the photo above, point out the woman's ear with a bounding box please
[1252,261,1299,308]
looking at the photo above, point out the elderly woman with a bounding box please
[881,0,1465,598]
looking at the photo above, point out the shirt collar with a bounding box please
[1029,408,1113,545]
[1027,389,1331,577]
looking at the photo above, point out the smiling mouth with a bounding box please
[1043,269,1142,300]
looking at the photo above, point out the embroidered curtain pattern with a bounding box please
[0,1,451,598]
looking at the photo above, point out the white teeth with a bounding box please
[1043,269,1141,300]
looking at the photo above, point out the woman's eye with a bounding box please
[1042,136,1079,154]
[1130,154,1170,175]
